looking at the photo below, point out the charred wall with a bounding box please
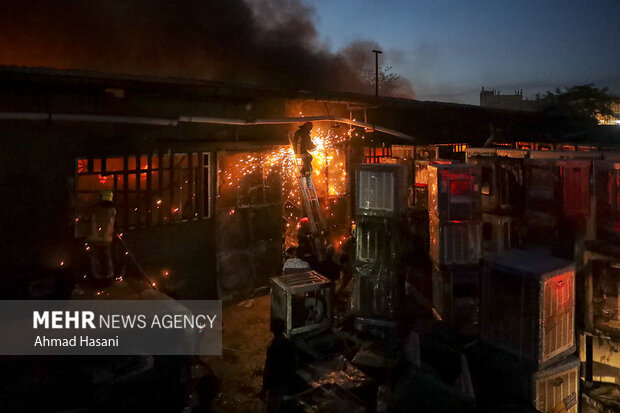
[216,152,283,300]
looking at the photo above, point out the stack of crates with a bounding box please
[427,163,482,322]
[481,249,579,412]
[353,163,409,326]
[466,151,525,255]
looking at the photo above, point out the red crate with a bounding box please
[526,159,590,218]
[428,164,482,221]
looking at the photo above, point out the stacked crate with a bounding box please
[594,161,620,243]
[427,164,482,321]
[481,249,578,412]
[577,159,620,393]
[479,345,580,413]
[413,159,453,210]
[466,151,525,255]
[524,158,591,258]
[380,154,414,209]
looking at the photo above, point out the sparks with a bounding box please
[221,127,349,209]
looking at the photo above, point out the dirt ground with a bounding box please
[202,294,272,413]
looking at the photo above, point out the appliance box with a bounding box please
[467,156,524,214]
[355,163,409,217]
[533,355,579,413]
[595,160,620,243]
[431,262,479,323]
[428,164,482,221]
[482,213,522,254]
[391,144,414,159]
[525,159,590,217]
[480,348,579,413]
[270,271,333,337]
[429,215,482,266]
[481,250,576,368]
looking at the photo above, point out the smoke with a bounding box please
[341,40,415,98]
[0,0,415,96]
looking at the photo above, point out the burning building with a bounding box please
[0,65,548,303]
[4,65,620,412]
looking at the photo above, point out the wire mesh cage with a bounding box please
[270,271,333,337]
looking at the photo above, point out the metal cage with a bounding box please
[270,271,333,337]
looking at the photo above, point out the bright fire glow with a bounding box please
[220,126,352,248]
[221,126,350,202]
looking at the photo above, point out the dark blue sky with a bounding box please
[312,0,620,104]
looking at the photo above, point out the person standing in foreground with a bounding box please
[88,190,116,285]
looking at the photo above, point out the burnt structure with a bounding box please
[0,65,564,302]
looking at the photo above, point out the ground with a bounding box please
[203,294,272,413]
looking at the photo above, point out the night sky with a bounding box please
[0,0,618,105]
[313,0,620,104]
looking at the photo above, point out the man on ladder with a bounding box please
[290,122,328,262]
[292,121,315,185]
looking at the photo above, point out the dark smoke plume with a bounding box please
[0,0,416,95]
[341,40,415,98]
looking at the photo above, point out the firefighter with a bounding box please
[292,122,315,184]
[316,245,340,282]
[88,190,117,285]
[296,217,314,264]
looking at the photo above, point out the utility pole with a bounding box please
[372,49,383,97]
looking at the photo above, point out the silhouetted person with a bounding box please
[296,217,314,265]
[337,225,356,295]
[192,373,220,413]
[88,190,116,286]
[260,317,298,413]
[316,245,340,282]
[292,122,315,184]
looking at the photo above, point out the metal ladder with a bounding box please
[291,146,328,260]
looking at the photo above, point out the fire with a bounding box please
[221,126,351,245]
[221,126,350,204]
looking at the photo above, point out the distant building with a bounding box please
[480,87,542,112]
[597,100,620,125]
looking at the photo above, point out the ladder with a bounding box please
[291,146,328,261]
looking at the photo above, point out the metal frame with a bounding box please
[270,271,333,337]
